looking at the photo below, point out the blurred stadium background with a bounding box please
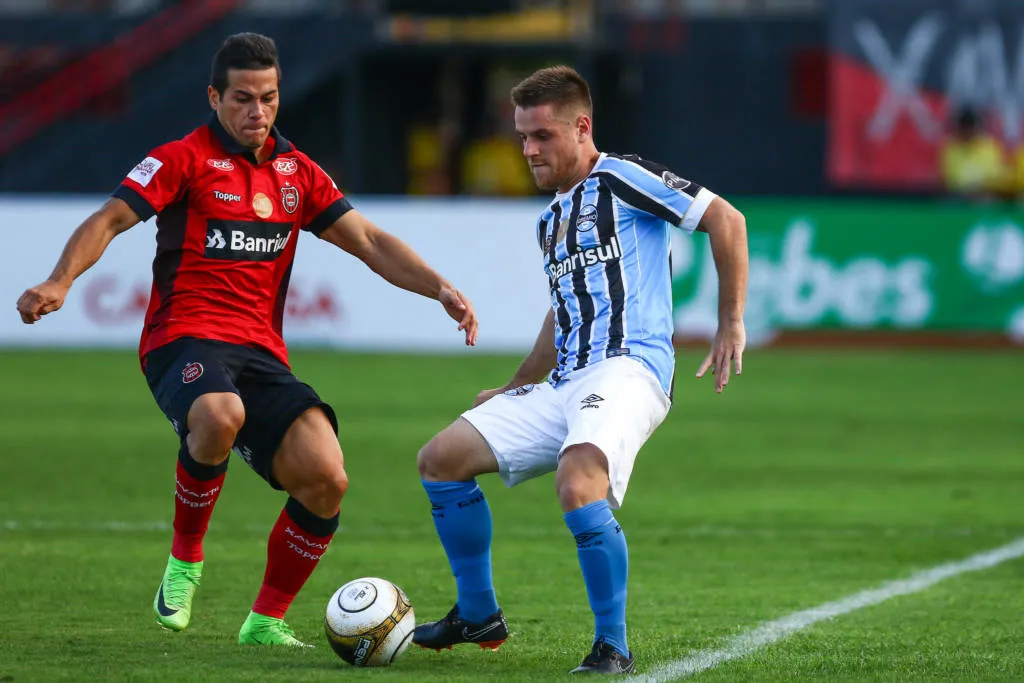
[1,1,1022,681]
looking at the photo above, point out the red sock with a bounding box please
[252,501,337,619]
[171,460,225,563]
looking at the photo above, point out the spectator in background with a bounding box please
[460,69,536,196]
[940,106,1008,201]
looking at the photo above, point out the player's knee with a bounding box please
[416,438,445,480]
[188,394,245,458]
[556,447,610,510]
[299,466,348,518]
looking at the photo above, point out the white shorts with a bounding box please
[461,356,671,509]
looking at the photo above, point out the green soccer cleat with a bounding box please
[238,611,314,647]
[153,555,203,631]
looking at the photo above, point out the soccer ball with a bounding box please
[324,577,416,667]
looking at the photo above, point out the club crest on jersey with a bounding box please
[273,158,298,175]
[280,186,299,214]
[182,362,204,384]
[662,171,692,191]
[576,204,598,232]
[207,158,235,171]
[504,384,535,397]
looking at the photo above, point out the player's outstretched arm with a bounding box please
[694,196,748,393]
[473,309,556,407]
[16,197,141,324]
[318,210,478,345]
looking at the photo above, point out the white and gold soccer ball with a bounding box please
[324,577,416,667]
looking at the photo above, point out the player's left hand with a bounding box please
[439,285,478,346]
[696,320,745,393]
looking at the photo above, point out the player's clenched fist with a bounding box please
[16,280,68,324]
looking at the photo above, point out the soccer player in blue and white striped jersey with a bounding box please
[413,65,749,675]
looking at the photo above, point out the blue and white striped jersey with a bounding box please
[538,153,716,395]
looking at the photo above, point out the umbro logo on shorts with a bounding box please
[580,394,604,409]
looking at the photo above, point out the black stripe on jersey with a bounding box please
[594,171,681,227]
[566,184,595,371]
[149,200,189,331]
[605,153,705,200]
[536,216,547,251]
[596,178,626,353]
[548,202,571,381]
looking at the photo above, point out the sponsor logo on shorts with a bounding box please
[580,393,604,409]
[273,158,298,175]
[280,185,299,214]
[207,158,235,171]
[182,362,203,384]
[504,384,535,397]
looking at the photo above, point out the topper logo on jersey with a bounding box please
[204,219,293,262]
[213,190,241,204]
[547,236,622,282]
[273,158,298,175]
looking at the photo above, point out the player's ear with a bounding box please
[576,114,592,143]
[207,85,219,111]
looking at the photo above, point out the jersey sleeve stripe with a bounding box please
[594,171,683,226]
[679,187,717,234]
[304,197,353,235]
[112,185,157,222]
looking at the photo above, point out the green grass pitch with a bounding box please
[0,348,1022,681]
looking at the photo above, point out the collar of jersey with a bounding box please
[207,113,294,165]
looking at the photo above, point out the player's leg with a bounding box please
[145,338,246,632]
[414,383,566,651]
[231,357,343,646]
[557,358,670,675]
[414,418,504,649]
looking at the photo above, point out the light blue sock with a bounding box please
[565,499,629,657]
[422,480,499,624]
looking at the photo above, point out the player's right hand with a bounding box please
[472,386,508,408]
[17,279,69,324]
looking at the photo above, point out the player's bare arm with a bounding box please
[318,209,478,346]
[695,196,749,393]
[16,197,141,324]
[473,309,556,407]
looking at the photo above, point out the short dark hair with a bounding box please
[210,33,280,95]
[510,65,593,117]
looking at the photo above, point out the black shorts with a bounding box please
[143,336,338,490]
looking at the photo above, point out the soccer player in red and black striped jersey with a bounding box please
[16,33,478,647]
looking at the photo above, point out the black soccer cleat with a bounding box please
[413,604,508,651]
[569,639,636,675]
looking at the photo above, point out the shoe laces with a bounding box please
[583,638,617,665]
[440,604,462,625]
[163,567,199,607]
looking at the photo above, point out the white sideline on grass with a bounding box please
[637,536,1024,682]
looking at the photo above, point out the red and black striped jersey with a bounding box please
[113,114,350,369]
